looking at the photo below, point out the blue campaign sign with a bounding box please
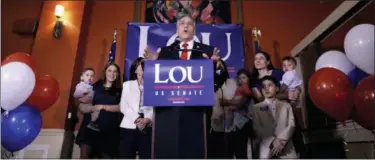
[143,60,214,107]
[124,23,245,80]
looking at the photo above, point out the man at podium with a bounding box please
[144,14,219,159]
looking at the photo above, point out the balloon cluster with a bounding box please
[309,24,374,130]
[1,52,60,152]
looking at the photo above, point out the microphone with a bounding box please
[167,40,181,52]
[165,39,214,57]
[168,44,207,54]
[168,45,178,52]
[171,48,207,53]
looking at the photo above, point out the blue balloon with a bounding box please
[1,104,42,152]
[348,67,369,86]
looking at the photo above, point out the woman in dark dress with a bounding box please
[75,63,123,158]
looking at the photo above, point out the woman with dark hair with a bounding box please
[129,57,145,81]
[76,63,123,158]
[251,51,289,103]
[118,58,153,159]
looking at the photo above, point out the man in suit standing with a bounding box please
[144,14,220,159]
[252,76,298,159]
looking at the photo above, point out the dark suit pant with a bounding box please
[226,121,252,159]
[153,107,207,159]
[119,127,152,159]
[207,130,231,159]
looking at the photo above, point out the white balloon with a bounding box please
[1,62,36,111]
[344,24,374,74]
[315,50,355,75]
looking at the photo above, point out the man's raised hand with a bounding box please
[143,46,159,60]
[202,47,220,61]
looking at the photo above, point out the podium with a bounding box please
[152,107,208,159]
[143,60,214,159]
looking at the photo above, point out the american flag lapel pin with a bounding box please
[260,105,269,111]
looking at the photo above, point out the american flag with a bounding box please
[252,27,261,53]
[108,29,117,63]
[254,39,260,53]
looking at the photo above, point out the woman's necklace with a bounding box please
[103,82,112,90]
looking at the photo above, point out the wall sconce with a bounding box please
[53,4,64,39]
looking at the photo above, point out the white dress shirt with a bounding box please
[120,80,153,129]
[280,69,302,90]
[179,40,194,60]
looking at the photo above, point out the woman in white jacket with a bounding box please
[119,58,153,159]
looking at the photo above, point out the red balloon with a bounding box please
[2,52,37,73]
[308,68,354,121]
[353,75,374,130]
[27,75,60,112]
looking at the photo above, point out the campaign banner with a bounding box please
[143,60,214,107]
[124,23,245,80]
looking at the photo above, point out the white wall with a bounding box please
[1,129,64,159]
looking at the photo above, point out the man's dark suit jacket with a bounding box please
[152,40,215,159]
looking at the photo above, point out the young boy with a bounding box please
[73,68,100,132]
[280,56,302,107]
[252,76,297,158]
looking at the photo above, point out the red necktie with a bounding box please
[180,43,188,60]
